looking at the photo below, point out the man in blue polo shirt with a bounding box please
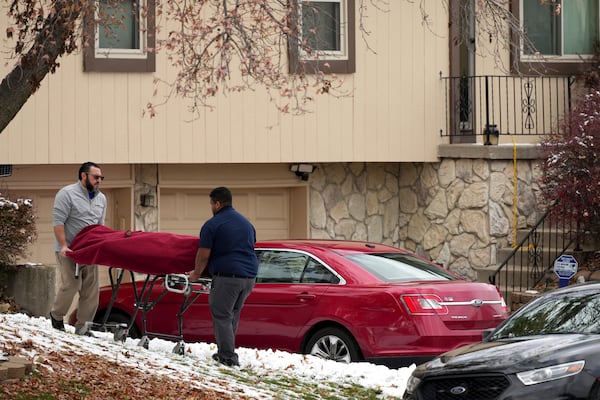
[189,187,258,367]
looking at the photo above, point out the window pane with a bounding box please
[301,259,339,283]
[99,0,139,50]
[563,0,598,55]
[523,0,559,55]
[346,253,457,283]
[302,1,341,51]
[256,250,307,283]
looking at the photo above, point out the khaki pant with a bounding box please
[50,253,99,331]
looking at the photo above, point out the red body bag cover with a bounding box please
[67,224,199,275]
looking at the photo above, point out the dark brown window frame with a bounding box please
[510,0,591,75]
[83,0,156,73]
[288,0,356,75]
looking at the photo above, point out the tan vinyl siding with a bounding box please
[0,1,448,165]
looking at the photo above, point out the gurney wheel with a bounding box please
[113,324,128,343]
[173,341,185,355]
[137,336,150,350]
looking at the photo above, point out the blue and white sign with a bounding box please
[554,255,578,287]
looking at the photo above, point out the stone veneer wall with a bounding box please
[309,148,544,281]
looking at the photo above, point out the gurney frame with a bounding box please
[92,267,211,355]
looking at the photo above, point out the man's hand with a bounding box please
[188,270,202,282]
[190,247,210,282]
[59,245,72,258]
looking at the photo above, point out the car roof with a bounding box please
[255,239,409,255]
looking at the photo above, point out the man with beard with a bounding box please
[49,161,107,336]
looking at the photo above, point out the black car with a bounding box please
[403,281,600,400]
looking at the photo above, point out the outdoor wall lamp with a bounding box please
[484,124,500,145]
[140,194,155,207]
[0,165,12,177]
[289,163,316,181]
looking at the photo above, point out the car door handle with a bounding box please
[296,293,316,301]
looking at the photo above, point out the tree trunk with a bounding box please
[0,2,79,134]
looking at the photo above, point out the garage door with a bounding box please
[159,188,291,240]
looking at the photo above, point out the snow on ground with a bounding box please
[1,313,415,399]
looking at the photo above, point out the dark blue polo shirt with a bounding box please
[199,206,259,278]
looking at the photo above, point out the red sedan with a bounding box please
[94,240,508,367]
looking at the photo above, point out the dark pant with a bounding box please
[208,276,255,363]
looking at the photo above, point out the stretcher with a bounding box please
[68,224,211,354]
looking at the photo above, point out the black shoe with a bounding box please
[49,313,65,331]
[212,353,239,367]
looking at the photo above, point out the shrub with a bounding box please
[539,91,600,235]
[0,193,37,267]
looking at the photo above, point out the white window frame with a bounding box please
[299,0,349,61]
[95,0,147,59]
[520,0,599,62]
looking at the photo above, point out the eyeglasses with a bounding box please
[87,173,105,181]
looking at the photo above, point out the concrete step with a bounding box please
[0,356,33,382]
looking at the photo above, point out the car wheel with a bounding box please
[94,311,140,339]
[305,327,361,363]
[589,382,600,400]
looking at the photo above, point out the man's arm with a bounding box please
[189,247,211,281]
[53,225,70,257]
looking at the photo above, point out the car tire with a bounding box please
[94,311,140,339]
[589,382,600,400]
[305,327,361,363]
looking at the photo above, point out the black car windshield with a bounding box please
[490,290,600,339]
[345,253,458,282]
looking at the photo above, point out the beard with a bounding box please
[85,176,95,193]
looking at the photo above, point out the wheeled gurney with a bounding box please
[68,224,210,354]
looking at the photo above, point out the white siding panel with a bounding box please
[362,9,382,161]
[241,91,257,163]
[127,75,143,161]
[87,75,103,161]
[217,94,233,162]
[63,57,80,161]
[113,75,130,162]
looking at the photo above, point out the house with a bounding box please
[0,1,585,290]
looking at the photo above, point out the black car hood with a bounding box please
[416,334,600,377]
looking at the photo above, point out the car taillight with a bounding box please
[401,294,448,315]
[495,286,509,314]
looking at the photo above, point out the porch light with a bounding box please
[484,124,500,145]
[140,194,155,207]
[0,165,12,177]
[289,163,316,181]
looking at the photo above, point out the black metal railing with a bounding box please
[441,75,574,139]
[489,204,582,300]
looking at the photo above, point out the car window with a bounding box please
[255,250,340,284]
[491,290,600,339]
[255,250,307,283]
[345,253,457,282]
[301,259,340,284]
